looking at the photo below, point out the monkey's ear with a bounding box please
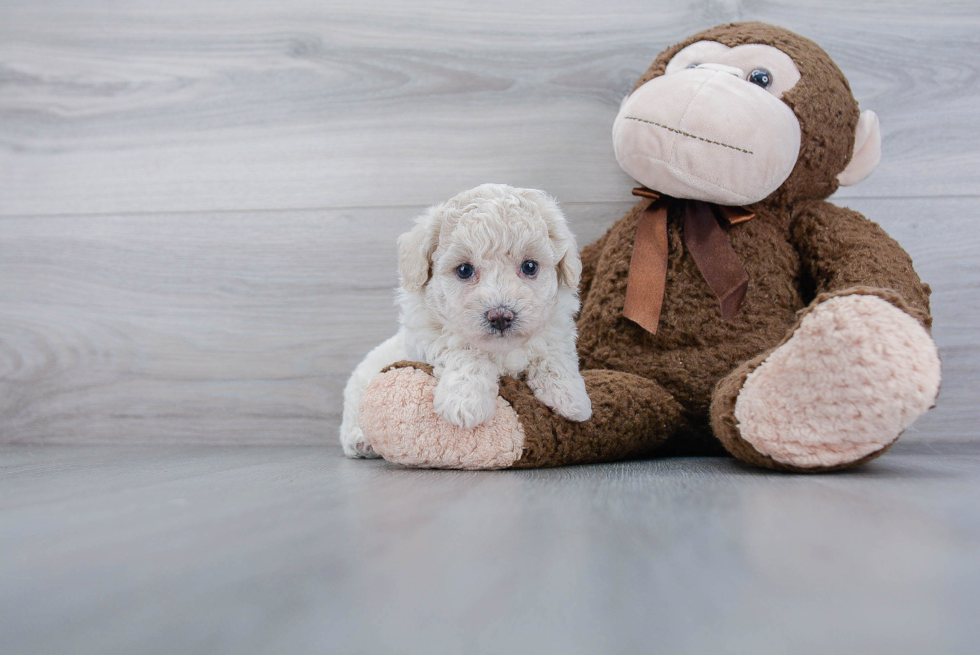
[837,110,881,186]
[397,206,442,291]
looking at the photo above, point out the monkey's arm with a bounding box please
[358,362,684,469]
[791,200,932,328]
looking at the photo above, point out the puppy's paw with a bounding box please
[433,380,497,429]
[530,375,593,422]
[339,423,381,459]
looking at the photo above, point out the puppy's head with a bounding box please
[398,183,581,351]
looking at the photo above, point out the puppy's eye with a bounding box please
[520,261,538,277]
[747,68,772,89]
[455,263,475,280]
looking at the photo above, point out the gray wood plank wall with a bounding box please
[1,1,977,444]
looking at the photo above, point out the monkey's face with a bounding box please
[613,41,804,206]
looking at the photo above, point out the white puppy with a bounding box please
[339,183,592,458]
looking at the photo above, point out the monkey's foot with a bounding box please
[359,363,526,470]
[718,294,941,470]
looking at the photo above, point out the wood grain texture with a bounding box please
[1,0,978,216]
[0,198,975,444]
[0,202,626,444]
[0,0,977,445]
[3,442,980,655]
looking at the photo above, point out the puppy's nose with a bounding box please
[487,307,515,331]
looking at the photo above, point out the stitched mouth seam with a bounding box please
[624,116,753,155]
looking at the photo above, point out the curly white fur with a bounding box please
[340,183,591,458]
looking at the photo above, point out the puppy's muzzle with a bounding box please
[486,307,515,333]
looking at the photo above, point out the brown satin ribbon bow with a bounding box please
[622,187,754,334]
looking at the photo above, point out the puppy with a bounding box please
[339,183,592,458]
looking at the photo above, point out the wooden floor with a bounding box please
[2,2,979,653]
[3,442,980,655]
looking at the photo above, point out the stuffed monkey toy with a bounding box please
[356,22,941,472]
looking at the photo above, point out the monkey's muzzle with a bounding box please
[613,67,801,205]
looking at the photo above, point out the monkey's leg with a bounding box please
[710,293,941,472]
[359,362,685,469]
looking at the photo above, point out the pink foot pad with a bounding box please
[359,366,526,470]
[734,294,941,468]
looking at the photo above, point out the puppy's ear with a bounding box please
[555,232,583,290]
[522,189,581,289]
[397,205,443,291]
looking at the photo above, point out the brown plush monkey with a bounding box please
[358,23,941,472]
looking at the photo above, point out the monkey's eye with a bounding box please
[747,68,773,89]
[520,261,538,277]
[455,263,475,280]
